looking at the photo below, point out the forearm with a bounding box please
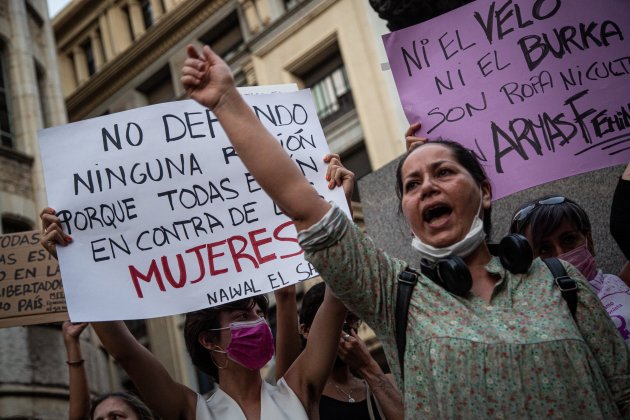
[274,286,301,380]
[92,321,194,420]
[212,89,330,231]
[286,287,347,403]
[64,337,90,420]
[358,365,404,420]
[303,288,347,390]
[92,321,143,363]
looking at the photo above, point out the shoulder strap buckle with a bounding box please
[398,269,419,285]
[555,275,577,292]
[543,257,578,319]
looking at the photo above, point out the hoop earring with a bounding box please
[210,347,229,369]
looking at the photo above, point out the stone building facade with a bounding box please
[0,1,79,419]
[0,0,65,233]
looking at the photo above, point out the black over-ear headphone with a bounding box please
[420,234,533,296]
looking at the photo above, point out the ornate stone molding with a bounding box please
[247,0,336,57]
[66,0,230,121]
[0,146,35,165]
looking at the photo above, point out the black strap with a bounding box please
[542,257,578,318]
[395,267,419,381]
[395,259,578,380]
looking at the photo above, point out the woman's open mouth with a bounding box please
[423,204,452,227]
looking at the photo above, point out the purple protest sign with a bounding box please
[383,0,630,199]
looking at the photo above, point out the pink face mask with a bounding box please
[558,243,597,281]
[211,317,275,370]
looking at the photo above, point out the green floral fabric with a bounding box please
[301,208,630,419]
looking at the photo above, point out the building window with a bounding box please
[141,0,154,29]
[35,62,50,128]
[137,65,174,104]
[81,39,96,76]
[0,48,13,149]
[2,216,32,233]
[302,51,354,126]
[310,66,351,121]
[199,11,244,61]
[297,47,369,201]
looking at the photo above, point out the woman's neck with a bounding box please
[329,363,353,384]
[324,363,365,401]
[464,243,497,302]
[218,364,263,406]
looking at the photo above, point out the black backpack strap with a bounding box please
[543,257,578,318]
[396,267,419,381]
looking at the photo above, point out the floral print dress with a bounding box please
[298,206,630,419]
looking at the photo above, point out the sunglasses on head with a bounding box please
[511,196,566,232]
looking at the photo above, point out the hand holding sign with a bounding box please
[404,122,427,152]
[40,207,72,259]
[63,320,89,340]
[324,154,355,201]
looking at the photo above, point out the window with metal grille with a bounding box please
[310,66,351,120]
[81,39,96,76]
[301,51,354,125]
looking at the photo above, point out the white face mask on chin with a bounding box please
[411,188,486,262]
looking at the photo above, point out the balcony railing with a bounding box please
[319,91,355,127]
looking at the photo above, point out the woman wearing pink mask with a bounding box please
[40,207,347,420]
[510,195,630,347]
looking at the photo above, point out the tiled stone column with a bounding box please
[106,4,132,54]
[149,0,163,20]
[98,13,115,60]
[6,0,41,156]
[128,0,146,39]
[72,46,88,85]
[90,30,105,70]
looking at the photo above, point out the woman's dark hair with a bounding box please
[90,392,154,420]
[395,139,492,236]
[509,195,591,251]
[299,282,326,330]
[299,282,358,347]
[184,295,269,381]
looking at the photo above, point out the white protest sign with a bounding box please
[38,90,349,321]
